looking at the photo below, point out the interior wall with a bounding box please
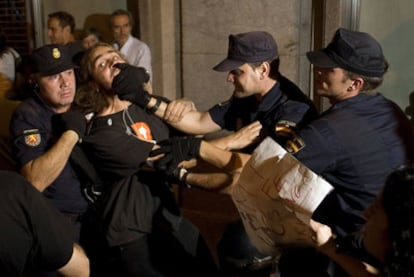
[179,0,311,111]
[41,0,125,44]
[359,0,414,118]
[37,0,313,112]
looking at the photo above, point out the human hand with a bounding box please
[309,219,334,247]
[57,110,87,142]
[230,121,262,150]
[164,99,197,123]
[150,136,202,174]
[207,121,262,151]
[112,63,151,107]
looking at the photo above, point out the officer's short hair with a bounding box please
[248,58,281,81]
[343,60,389,92]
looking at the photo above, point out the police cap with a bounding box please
[307,28,386,77]
[213,31,279,72]
[30,44,77,76]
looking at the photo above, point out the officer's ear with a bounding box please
[348,77,363,92]
[256,62,270,79]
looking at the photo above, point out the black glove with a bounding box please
[150,136,202,174]
[57,110,87,142]
[170,167,191,188]
[112,63,151,107]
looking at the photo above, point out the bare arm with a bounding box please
[182,141,251,193]
[147,97,221,135]
[57,243,90,277]
[310,220,380,277]
[163,98,197,123]
[198,140,251,170]
[155,98,262,151]
[20,130,79,192]
[209,121,262,150]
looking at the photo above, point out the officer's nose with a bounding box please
[59,74,70,86]
[227,72,235,83]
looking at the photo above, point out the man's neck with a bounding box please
[255,78,277,101]
[63,34,76,45]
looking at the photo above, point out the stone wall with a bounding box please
[179,0,311,110]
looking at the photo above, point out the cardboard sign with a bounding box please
[232,137,333,255]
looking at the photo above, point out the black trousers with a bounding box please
[278,246,347,277]
[94,215,218,277]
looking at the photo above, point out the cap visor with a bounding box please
[213,58,244,72]
[40,64,77,76]
[306,50,338,68]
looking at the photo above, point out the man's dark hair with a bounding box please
[343,60,389,92]
[109,9,134,28]
[248,58,281,80]
[382,165,414,277]
[48,11,76,33]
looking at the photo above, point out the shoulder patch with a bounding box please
[274,121,305,154]
[274,120,297,139]
[284,135,305,154]
[23,129,41,147]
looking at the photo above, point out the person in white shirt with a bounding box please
[110,9,152,80]
[0,29,21,83]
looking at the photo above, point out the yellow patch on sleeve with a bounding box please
[23,129,41,147]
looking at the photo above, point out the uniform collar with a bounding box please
[256,81,282,112]
[331,92,380,109]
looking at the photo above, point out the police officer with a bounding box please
[0,170,89,276]
[277,28,414,276]
[9,44,88,241]
[120,31,318,152]
[151,28,414,276]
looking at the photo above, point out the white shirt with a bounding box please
[0,48,20,82]
[114,35,152,80]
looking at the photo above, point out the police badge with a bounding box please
[24,129,41,147]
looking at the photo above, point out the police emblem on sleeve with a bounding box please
[274,120,305,154]
[23,129,41,147]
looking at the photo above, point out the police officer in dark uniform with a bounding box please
[150,28,414,277]
[0,170,89,276]
[152,31,317,154]
[207,31,318,152]
[9,44,88,243]
[206,31,318,275]
[277,28,414,276]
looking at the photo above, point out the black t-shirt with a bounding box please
[0,170,74,275]
[83,104,175,246]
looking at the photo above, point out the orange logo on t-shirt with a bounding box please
[130,122,153,141]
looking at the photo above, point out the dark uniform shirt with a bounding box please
[290,93,414,237]
[83,104,174,246]
[10,95,88,214]
[208,75,318,152]
[0,170,74,275]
